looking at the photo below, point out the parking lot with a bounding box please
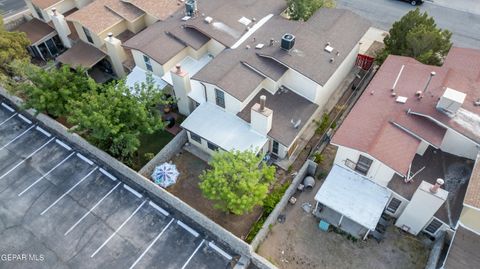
[0,102,234,269]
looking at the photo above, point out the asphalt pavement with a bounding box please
[337,0,480,49]
[0,101,234,269]
[0,0,27,17]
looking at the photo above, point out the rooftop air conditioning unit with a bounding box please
[436,87,466,116]
[281,33,295,51]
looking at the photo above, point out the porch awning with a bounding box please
[16,18,56,45]
[314,165,391,230]
[57,41,106,69]
[162,54,213,85]
[125,66,168,92]
[181,102,267,152]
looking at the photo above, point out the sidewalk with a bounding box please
[428,0,480,16]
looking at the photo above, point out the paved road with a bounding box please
[0,0,27,17]
[337,0,480,49]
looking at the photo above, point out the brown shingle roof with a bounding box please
[464,154,480,209]
[443,224,480,269]
[128,0,181,21]
[238,89,318,146]
[15,18,55,45]
[67,0,144,34]
[57,41,106,68]
[31,0,62,9]
[332,48,480,175]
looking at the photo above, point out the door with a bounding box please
[272,140,279,156]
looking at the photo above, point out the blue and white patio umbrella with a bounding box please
[151,162,179,188]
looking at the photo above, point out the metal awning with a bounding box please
[56,41,106,69]
[162,54,213,85]
[314,165,391,230]
[125,66,168,93]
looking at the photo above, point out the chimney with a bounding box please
[50,9,72,48]
[104,33,127,77]
[251,95,273,136]
[395,180,448,235]
[430,178,444,193]
[171,64,193,116]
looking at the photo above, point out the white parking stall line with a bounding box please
[76,153,93,165]
[55,140,72,151]
[64,181,122,236]
[123,184,142,199]
[208,242,232,260]
[181,239,205,269]
[91,200,147,258]
[18,152,75,197]
[35,126,51,137]
[99,168,116,181]
[1,103,15,112]
[128,218,175,269]
[18,114,32,124]
[40,167,98,216]
[176,220,199,238]
[0,113,17,127]
[0,125,35,151]
[0,137,55,180]
[149,201,169,217]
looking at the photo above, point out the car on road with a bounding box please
[397,0,424,5]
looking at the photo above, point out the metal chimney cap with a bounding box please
[107,32,113,38]
[260,95,266,101]
[430,71,436,76]
[436,178,444,185]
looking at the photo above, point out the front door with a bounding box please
[272,140,279,156]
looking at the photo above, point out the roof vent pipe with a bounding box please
[259,95,266,111]
[430,178,444,193]
[423,71,436,95]
[52,8,57,16]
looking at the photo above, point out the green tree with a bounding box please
[20,64,97,117]
[67,76,171,160]
[378,8,452,65]
[0,15,31,86]
[199,150,276,215]
[287,0,328,21]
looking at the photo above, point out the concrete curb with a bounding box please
[0,87,278,269]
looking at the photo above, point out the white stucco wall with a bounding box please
[318,43,359,106]
[440,128,479,160]
[278,68,319,103]
[416,140,430,156]
[131,49,164,77]
[28,0,75,22]
[204,83,242,114]
[206,39,226,57]
[333,145,397,187]
[74,0,92,9]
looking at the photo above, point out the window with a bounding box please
[355,155,373,175]
[386,198,402,214]
[83,26,94,44]
[33,5,44,20]
[190,132,201,144]
[143,55,153,72]
[272,140,279,155]
[207,142,218,151]
[424,218,443,235]
[215,89,225,108]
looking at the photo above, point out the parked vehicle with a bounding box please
[397,0,424,5]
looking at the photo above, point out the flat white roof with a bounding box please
[181,102,267,152]
[162,54,213,85]
[126,66,168,92]
[315,165,391,230]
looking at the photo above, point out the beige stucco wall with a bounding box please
[460,206,480,233]
[126,15,146,34]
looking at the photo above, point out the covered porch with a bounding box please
[314,165,391,239]
[16,18,65,61]
[56,41,112,83]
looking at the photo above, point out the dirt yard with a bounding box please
[167,150,263,238]
[257,145,430,269]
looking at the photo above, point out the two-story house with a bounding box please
[313,47,480,239]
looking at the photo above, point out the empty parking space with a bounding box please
[0,102,235,269]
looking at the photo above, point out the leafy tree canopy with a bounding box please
[20,63,96,117]
[0,15,30,85]
[67,75,171,160]
[378,8,452,65]
[287,0,331,21]
[199,150,276,215]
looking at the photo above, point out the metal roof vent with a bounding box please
[291,119,301,129]
[204,16,213,24]
[255,43,265,49]
[324,45,334,53]
[281,33,295,51]
[396,96,408,103]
